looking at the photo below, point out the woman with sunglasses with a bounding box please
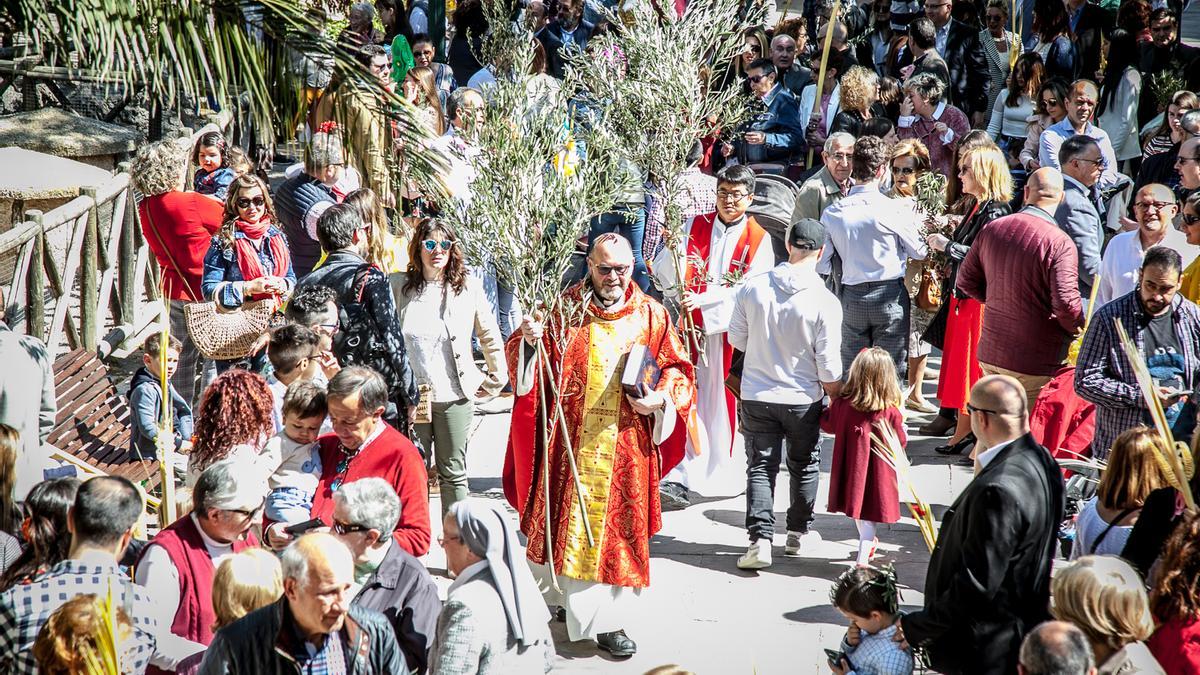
[1179,193,1200,301]
[979,0,1021,121]
[202,174,295,374]
[1020,77,1070,173]
[889,139,940,415]
[393,219,507,515]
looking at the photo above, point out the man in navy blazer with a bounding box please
[897,375,1065,675]
[729,59,805,165]
[1055,135,1105,298]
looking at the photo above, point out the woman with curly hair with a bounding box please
[829,66,881,138]
[0,478,80,591]
[131,139,224,406]
[185,369,276,487]
[392,219,507,513]
[1149,510,1200,671]
[200,174,295,374]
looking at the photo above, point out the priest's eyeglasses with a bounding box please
[595,264,630,277]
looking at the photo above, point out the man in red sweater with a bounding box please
[956,168,1086,408]
[267,366,431,556]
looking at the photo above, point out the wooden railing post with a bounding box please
[79,187,99,351]
[26,210,45,340]
[117,163,136,326]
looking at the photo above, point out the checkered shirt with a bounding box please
[1074,291,1200,459]
[644,167,718,261]
[289,625,348,675]
[840,624,915,675]
[0,559,159,674]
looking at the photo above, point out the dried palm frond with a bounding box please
[870,421,938,552]
[1067,275,1100,365]
[79,582,121,675]
[157,300,177,530]
[1113,318,1196,511]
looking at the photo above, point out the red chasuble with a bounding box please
[502,282,695,588]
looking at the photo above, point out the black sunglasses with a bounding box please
[332,520,370,535]
[747,74,769,84]
[965,402,997,416]
[236,195,266,209]
[226,499,265,518]
[1183,213,1200,226]
[892,166,917,175]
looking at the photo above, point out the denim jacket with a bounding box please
[741,84,805,163]
[201,228,297,309]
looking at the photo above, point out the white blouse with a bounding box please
[987,89,1036,140]
[400,280,466,403]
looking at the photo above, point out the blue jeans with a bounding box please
[741,399,824,541]
[586,204,650,291]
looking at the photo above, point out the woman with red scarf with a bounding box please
[201,174,296,374]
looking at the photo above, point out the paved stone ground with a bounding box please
[421,359,975,674]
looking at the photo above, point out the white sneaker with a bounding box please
[785,530,821,556]
[736,540,773,569]
[475,395,514,414]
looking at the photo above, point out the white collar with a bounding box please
[191,513,235,553]
[977,436,1018,469]
[1062,173,1089,192]
[932,101,947,120]
[449,559,489,593]
[717,213,747,231]
[348,420,387,452]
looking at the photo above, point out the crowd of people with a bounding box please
[2,0,1200,672]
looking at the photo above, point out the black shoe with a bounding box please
[596,629,637,657]
[659,481,690,511]
[935,433,976,456]
[555,606,566,623]
[957,455,975,467]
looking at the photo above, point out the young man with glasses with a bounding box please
[651,165,776,509]
[1078,246,1200,459]
[135,460,265,658]
[507,234,696,658]
[1096,184,1198,306]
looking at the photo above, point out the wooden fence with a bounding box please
[1,165,162,361]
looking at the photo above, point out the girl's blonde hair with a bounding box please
[343,188,390,270]
[839,65,880,115]
[1051,555,1154,651]
[841,347,902,413]
[959,144,1013,204]
[212,548,283,630]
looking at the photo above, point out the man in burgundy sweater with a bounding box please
[267,366,432,557]
[956,168,1086,408]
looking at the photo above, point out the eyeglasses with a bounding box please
[225,500,265,519]
[1041,97,1059,108]
[1183,213,1200,226]
[370,61,391,72]
[422,239,454,252]
[892,166,917,175]
[828,152,854,163]
[1074,156,1107,168]
[747,74,769,84]
[332,520,370,535]
[438,533,463,546]
[414,49,435,56]
[1134,201,1174,212]
[745,43,762,53]
[965,402,998,416]
[717,189,750,201]
[1175,156,1200,165]
[317,321,339,335]
[595,263,630,277]
[236,195,266,209]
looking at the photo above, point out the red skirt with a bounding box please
[937,295,984,411]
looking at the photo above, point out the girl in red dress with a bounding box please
[822,347,906,567]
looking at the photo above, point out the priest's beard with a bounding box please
[592,278,627,307]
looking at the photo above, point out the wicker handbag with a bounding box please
[183,287,276,361]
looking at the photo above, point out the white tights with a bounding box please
[855,519,877,566]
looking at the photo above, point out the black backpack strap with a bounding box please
[1090,507,1139,555]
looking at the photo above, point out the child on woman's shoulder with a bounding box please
[192,130,235,202]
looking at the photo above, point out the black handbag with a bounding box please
[921,299,951,350]
[335,264,410,429]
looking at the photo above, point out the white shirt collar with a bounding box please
[976,436,1018,469]
[932,101,947,120]
[191,513,235,554]
[1062,173,1087,191]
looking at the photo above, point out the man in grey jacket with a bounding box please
[0,287,56,499]
[728,218,844,570]
[1055,135,1105,298]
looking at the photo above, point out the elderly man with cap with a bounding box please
[430,498,555,674]
[332,478,441,674]
[729,217,844,569]
[200,533,406,674]
[136,460,266,663]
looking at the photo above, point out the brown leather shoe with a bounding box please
[918,415,956,436]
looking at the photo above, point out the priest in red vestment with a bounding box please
[502,234,695,658]
[651,165,776,508]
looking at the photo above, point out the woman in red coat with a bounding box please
[821,347,905,567]
[1149,510,1200,673]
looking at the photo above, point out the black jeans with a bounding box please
[741,399,824,542]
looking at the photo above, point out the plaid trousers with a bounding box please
[840,278,911,380]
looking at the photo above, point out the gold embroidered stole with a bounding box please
[559,317,633,581]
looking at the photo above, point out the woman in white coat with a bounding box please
[1096,29,1143,172]
[392,218,507,514]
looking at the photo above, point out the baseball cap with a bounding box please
[788,218,825,250]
